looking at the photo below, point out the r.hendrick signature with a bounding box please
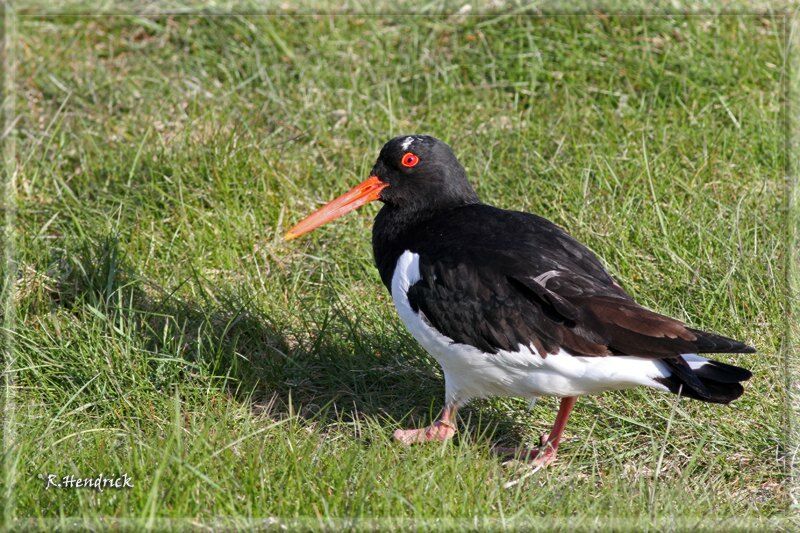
[40,473,133,492]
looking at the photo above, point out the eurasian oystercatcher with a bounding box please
[285,135,754,466]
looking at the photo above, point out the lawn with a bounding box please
[3,7,793,529]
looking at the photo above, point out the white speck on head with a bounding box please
[401,136,415,151]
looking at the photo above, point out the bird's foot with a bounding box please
[393,420,456,446]
[493,443,559,467]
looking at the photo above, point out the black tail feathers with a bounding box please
[656,356,753,404]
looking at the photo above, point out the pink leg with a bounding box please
[495,396,577,466]
[394,404,458,445]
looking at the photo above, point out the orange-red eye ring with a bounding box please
[401,152,419,168]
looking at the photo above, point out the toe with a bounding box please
[393,428,416,446]
[393,429,414,446]
[394,424,455,445]
[531,450,556,467]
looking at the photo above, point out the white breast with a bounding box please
[390,250,673,404]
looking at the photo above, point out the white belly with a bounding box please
[390,251,672,404]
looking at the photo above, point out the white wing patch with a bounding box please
[401,136,415,151]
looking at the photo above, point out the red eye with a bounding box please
[401,152,419,168]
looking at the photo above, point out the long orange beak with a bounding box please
[284,175,387,241]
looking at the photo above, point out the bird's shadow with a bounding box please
[44,235,530,446]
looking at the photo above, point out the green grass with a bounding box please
[4,10,791,529]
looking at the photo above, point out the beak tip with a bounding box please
[284,231,298,241]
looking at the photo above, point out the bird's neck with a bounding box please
[371,200,476,290]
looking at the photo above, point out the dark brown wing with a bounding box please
[400,205,754,358]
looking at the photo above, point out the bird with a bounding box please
[285,135,755,466]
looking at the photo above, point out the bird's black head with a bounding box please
[370,135,480,210]
[284,135,479,241]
